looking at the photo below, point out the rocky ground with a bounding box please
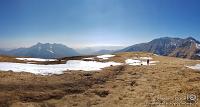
[1,52,200,107]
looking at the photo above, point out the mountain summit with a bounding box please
[0,43,79,58]
[119,37,200,59]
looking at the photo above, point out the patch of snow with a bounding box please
[65,60,122,71]
[125,59,141,64]
[26,62,37,64]
[173,43,177,46]
[125,58,159,66]
[38,46,41,51]
[83,57,94,60]
[0,60,122,75]
[153,54,159,56]
[47,49,54,54]
[196,53,200,56]
[97,54,115,60]
[149,61,160,64]
[16,58,57,62]
[140,57,152,60]
[48,45,54,53]
[186,64,200,71]
[196,43,200,49]
[170,42,177,46]
[132,57,139,59]
[125,59,145,65]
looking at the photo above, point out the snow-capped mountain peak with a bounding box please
[0,43,79,58]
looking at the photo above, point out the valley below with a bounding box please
[1,52,200,107]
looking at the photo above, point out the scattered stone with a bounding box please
[93,90,109,97]
[119,97,123,100]
[112,85,117,88]
[178,90,183,93]
[116,78,125,81]
[83,73,93,76]
[130,81,136,86]
[72,103,78,106]
[128,88,135,91]
[95,78,106,84]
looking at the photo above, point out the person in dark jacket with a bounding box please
[147,59,150,65]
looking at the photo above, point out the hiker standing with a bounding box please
[147,59,150,65]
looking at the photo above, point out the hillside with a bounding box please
[119,37,200,59]
[0,52,200,106]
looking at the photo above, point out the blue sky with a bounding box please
[0,0,200,49]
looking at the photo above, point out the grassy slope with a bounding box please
[0,52,200,107]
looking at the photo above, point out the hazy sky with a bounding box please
[0,0,200,49]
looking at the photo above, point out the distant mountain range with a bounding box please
[0,43,79,58]
[0,50,6,55]
[0,37,200,59]
[119,37,200,59]
[76,46,124,55]
[93,49,115,55]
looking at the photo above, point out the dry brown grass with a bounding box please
[1,52,200,107]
